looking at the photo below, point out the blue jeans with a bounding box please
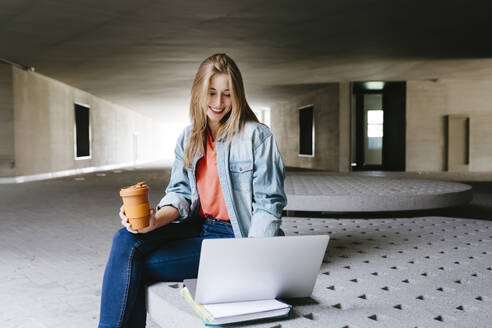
[98,216,235,328]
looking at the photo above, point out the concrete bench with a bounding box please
[146,282,306,328]
[146,282,204,327]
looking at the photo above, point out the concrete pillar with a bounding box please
[338,81,351,172]
[0,63,15,177]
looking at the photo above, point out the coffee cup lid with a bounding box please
[120,181,150,197]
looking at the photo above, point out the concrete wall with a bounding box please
[11,67,170,177]
[270,84,340,170]
[0,63,15,177]
[407,79,492,172]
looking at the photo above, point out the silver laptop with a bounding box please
[185,234,329,304]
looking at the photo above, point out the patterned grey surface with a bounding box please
[148,216,492,328]
[0,166,490,328]
[285,176,473,212]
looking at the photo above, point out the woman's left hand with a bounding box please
[135,208,158,234]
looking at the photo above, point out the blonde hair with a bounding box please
[183,53,258,168]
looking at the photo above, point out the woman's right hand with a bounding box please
[119,205,138,234]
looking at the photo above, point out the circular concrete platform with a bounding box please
[284,175,473,212]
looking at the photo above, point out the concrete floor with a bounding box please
[1,164,491,328]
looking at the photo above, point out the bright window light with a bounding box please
[364,81,385,90]
[253,106,271,127]
[367,110,383,124]
[367,110,383,138]
[368,125,383,137]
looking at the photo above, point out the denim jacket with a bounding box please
[157,121,287,238]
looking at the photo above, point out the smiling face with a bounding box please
[206,73,233,127]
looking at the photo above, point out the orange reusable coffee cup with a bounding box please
[120,181,150,230]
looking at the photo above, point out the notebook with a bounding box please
[181,280,291,326]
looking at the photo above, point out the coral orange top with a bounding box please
[196,131,230,221]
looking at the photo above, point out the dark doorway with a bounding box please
[74,103,90,158]
[299,105,314,156]
[352,82,406,171]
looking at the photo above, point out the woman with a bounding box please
[98,53,287,328]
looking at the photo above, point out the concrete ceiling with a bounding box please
[2,0,492,122]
